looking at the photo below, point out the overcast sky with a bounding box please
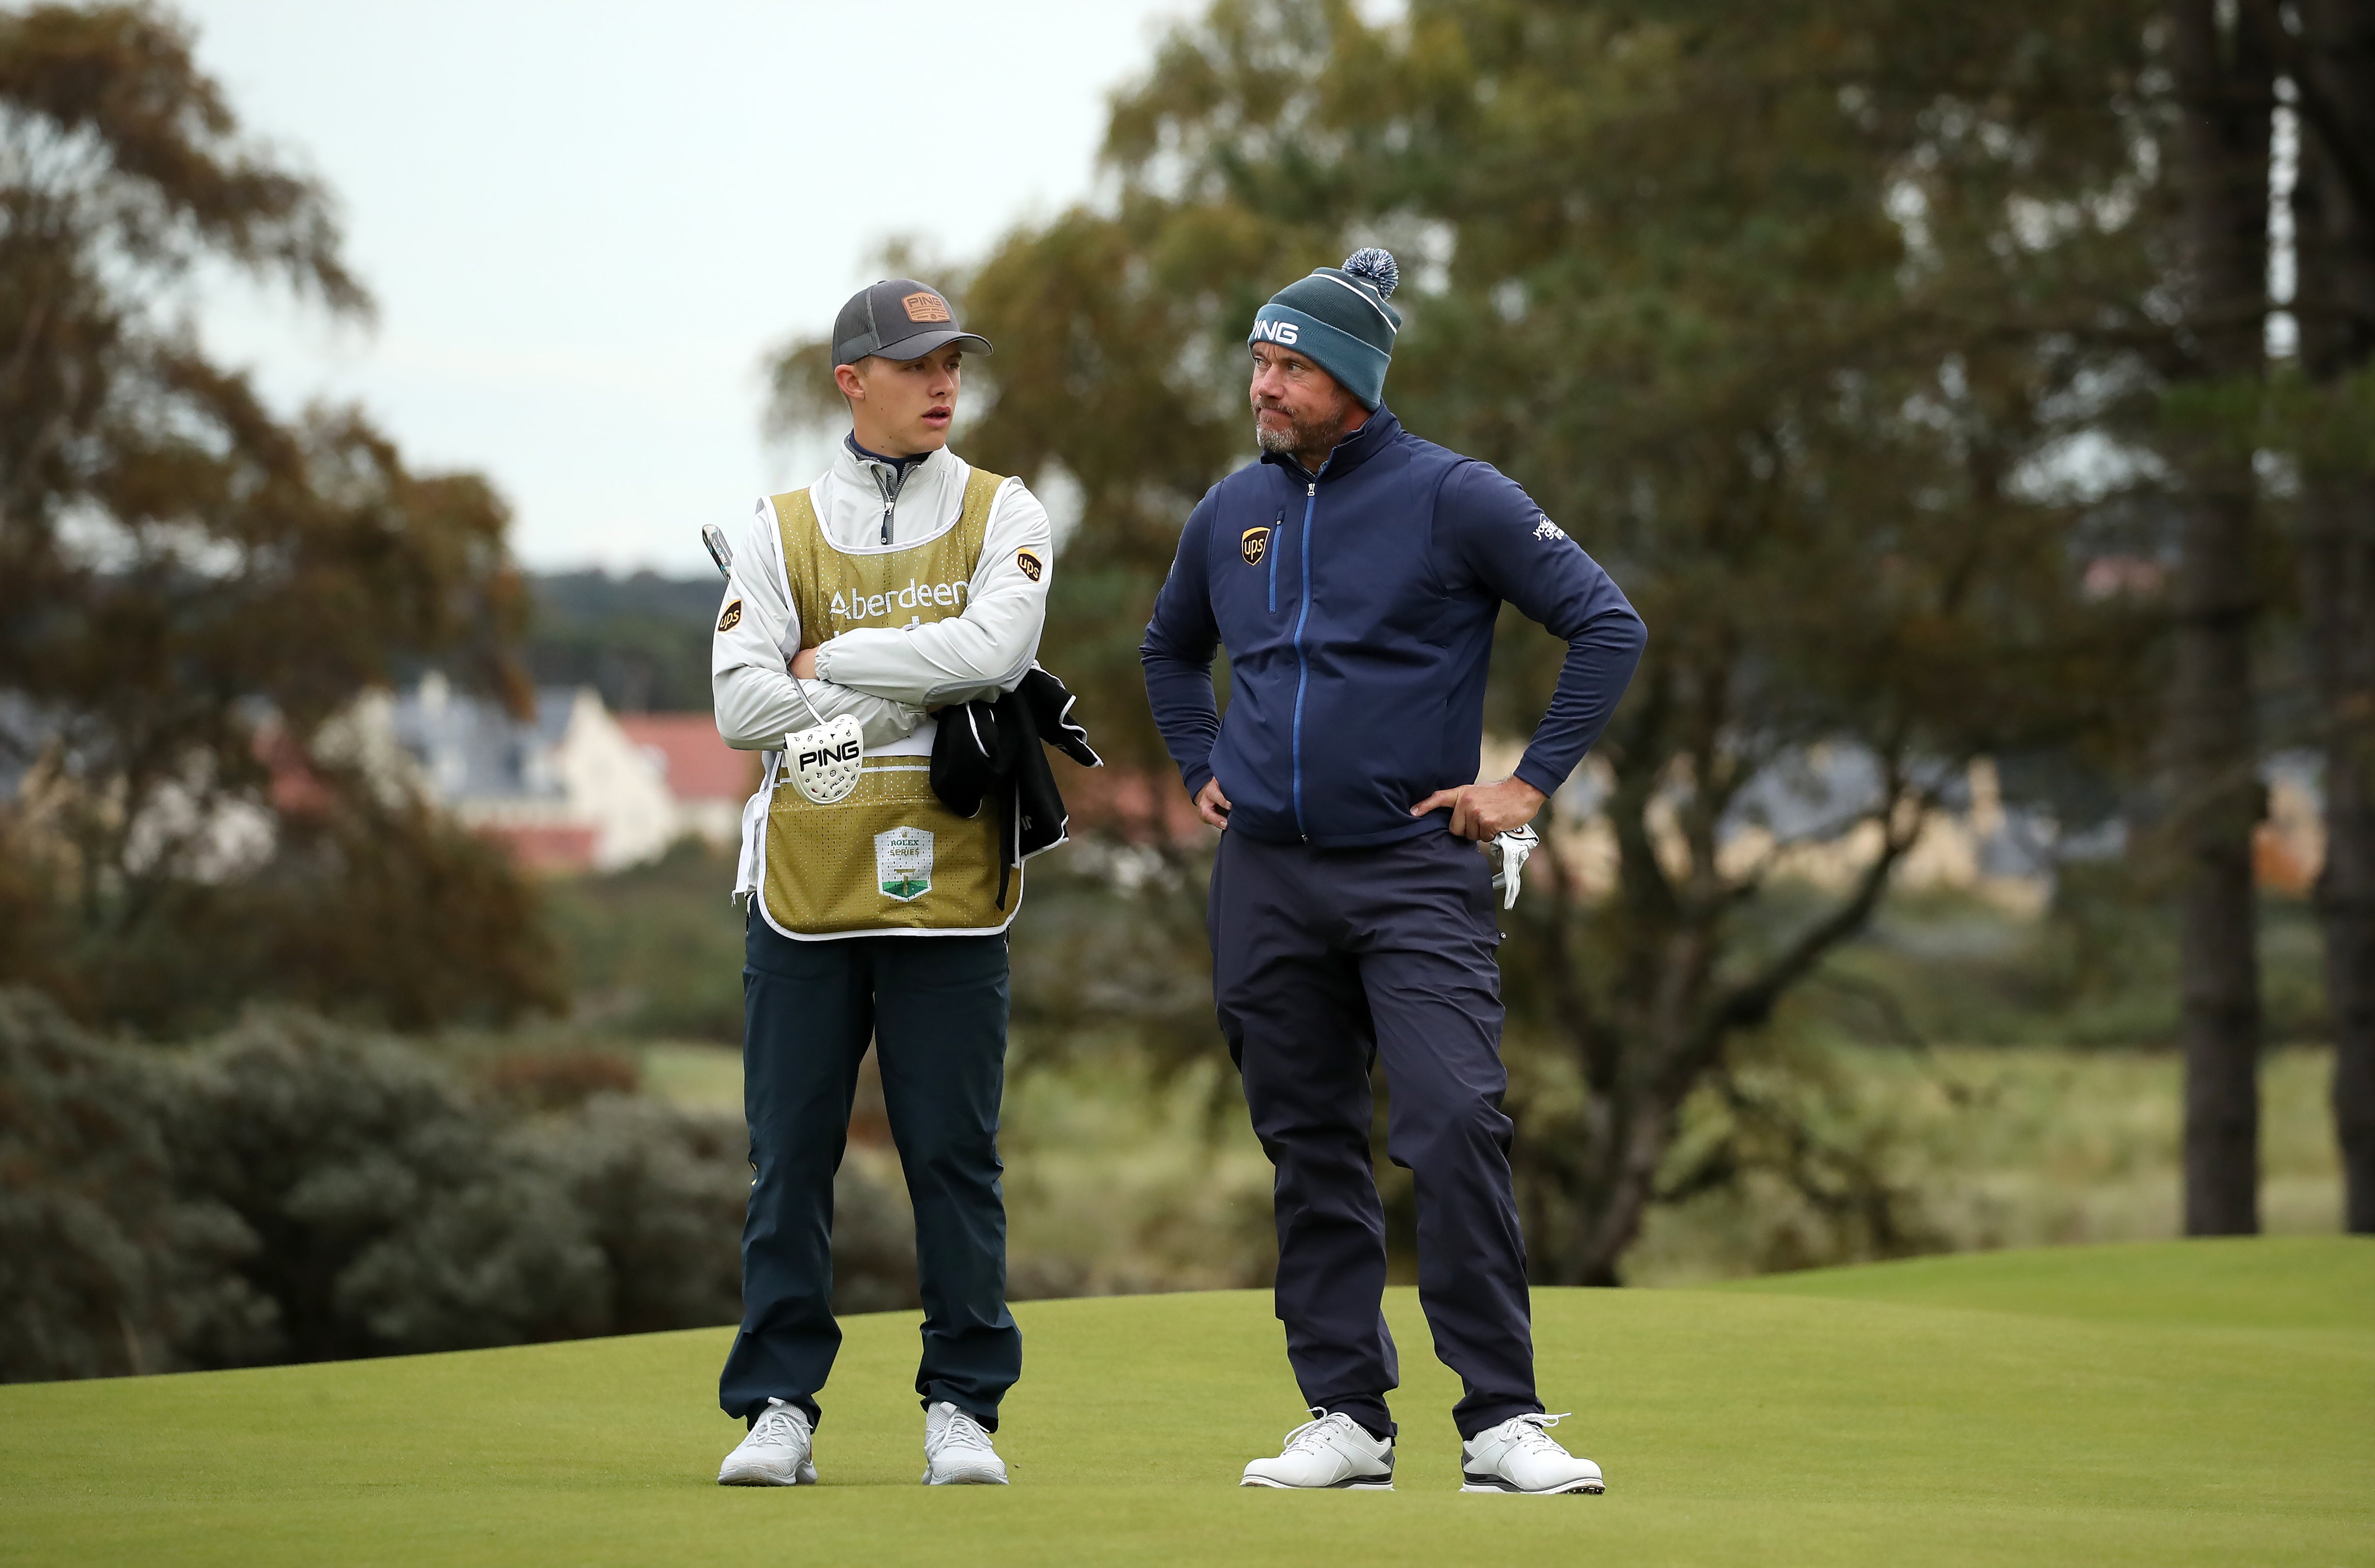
[182,0,1205,574]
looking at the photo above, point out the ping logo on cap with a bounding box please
[903,292,952,323]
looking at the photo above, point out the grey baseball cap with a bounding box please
[831,278,994,366]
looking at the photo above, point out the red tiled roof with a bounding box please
[1063,766,1208,844]
[477,823,598,873]
[615,713,760,803]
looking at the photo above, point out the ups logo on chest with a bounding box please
[1242,526,1272,566]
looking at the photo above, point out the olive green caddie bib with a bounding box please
[760,464,1017,938]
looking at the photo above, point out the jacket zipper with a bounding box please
[1290,480,1318,840]
[870,462,901,544]
[1267,514,1281,612]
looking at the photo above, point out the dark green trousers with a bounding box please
[716,917,1019,1430]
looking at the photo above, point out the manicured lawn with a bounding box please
[3,1239,2367,1566]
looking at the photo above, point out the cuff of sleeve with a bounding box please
[1181,762,1215,799]
[810,643,836,683]
[1513,754,1568,801]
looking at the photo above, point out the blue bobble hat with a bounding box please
[1247,247,1403,410]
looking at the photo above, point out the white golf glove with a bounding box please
[1487,824,1539,911]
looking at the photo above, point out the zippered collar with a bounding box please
[846,433,934,494]
[1257,405,1401,485]
[834,438,951,545]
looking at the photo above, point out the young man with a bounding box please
[1140,250,1647,1494]
[711,278,1053,1487]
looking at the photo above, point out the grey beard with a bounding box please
[1255,408,1337,463]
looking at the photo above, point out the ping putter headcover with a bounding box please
[782,710,863,805]
[1487,823,1540,911]
[702,521,863,805]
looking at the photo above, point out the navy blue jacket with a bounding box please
[1140,408,1647,848]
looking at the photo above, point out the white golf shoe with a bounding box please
[922,1401,1009,1485]
[1240,1408,1396,1490]
[717,1397,818,1487]
[1459,1412,1604,1494]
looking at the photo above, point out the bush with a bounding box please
[0,993,921,1383]
[518,1095,748,1335]
[0,993,269,1381]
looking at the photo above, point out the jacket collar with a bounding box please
[1258,405,1402,484]
[835,435,950,498]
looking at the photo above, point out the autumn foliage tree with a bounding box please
[769,0,2187,1282]
[0,4,556,1032]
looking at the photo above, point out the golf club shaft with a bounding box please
[704,522,828,732]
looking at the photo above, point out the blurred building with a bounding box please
[1515,742,2234,914]
[1062,764,1209,844]
[613,712,760,846]
[363,675,748,872]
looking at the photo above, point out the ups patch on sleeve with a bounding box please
[1016,549,1043,583]
[717,599,742,632]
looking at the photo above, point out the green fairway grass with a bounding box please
[3,1239,2368,1567]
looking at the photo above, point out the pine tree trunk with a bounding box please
[2300,480,2375,1230]
[2173,495,2264,1236]
[2167,0,2273,1236]
[2292,0,2375,1233]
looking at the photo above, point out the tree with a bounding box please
[0,4,555,1032]
[2279,0,2375,1231]
[776,0,2170,1280]
[1371,0,2164,1280]
[2159,0,2276,1236]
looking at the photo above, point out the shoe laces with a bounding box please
[1279,1407,1362,1456]
[1503,1412,1574,1457]
[927,1405,995,1458]
[750,1401,807,1446]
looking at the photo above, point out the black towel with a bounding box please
[929,667,1102,907]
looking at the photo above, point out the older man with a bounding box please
[1140,249,1646,1493]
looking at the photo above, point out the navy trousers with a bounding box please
[717,917,1020,1431]
[1209,827,1541,1441]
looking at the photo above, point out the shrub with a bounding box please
[0,993,270,1381]
[0,993,922,1382]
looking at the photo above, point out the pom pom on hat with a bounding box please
[1342,247,1399,299]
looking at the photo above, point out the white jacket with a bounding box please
[713,440,1053,902]
[711,440,1053,758]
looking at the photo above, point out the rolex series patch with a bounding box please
[1016,549,1043,582]
[1241,527,1271,566]
[717,599,742,632]
[876,826,934,902]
